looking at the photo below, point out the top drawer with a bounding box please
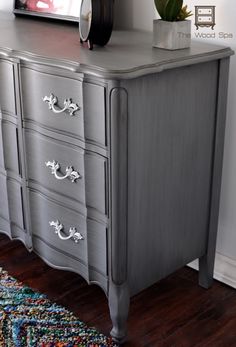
[21,67,107,147]
[0,60,16,115]
[197,8,213,15]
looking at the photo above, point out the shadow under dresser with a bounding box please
[0,13,234,343]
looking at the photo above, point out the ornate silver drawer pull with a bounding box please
[45,160,81,183]
[49,220,84,243]
[43,93,80,116]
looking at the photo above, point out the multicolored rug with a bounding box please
[0,268,117,347]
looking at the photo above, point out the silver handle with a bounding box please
[49,220,84,243]
[43,93,80,116]
[45,160,81,183]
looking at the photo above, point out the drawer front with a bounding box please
[7,179,24,231]
[2,120,20,175]
[21,67,106,147]
[25,130,107,215]
[197,16,213,23]
[0,119,4,170]
[198,8,213,15]
[30,190,107,275]
[0,60,16,115]
[0,174,9,223]
[83,82,106,147]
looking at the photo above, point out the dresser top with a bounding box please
[0,13,233,79]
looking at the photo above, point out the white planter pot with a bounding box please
[153,19,191,50]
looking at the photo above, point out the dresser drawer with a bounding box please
[197,8,212,15]
[30,190,107,275]
[0,60,16,115]
[197,17,213,23]
[7,179,24,231]
[21,67,107,147]
[0,118,4,170]
[24,130,108,215]
[30,190,87,264]
[0,174,9,223]
[2,120,20,175]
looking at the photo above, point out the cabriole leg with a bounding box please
[108,282,130,344]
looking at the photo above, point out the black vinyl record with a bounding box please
[79,0,114,50]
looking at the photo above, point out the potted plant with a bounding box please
[153,0,192,50]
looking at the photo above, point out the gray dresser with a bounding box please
[0,14,233,343]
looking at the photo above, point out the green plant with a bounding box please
[154,0,192,21]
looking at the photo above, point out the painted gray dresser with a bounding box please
[0,14,234,343]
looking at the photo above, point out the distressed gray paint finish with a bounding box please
[2,119,20,175]
[199,58,231,289]
[0,60,16,115]
[24,129,107,215]
[0,56,32,247]
[109,86,130,342]
[0,60,23,242]
[21,67,84,138]
[0,14,233,78]
[7,179,25,231]
[32,236,108,292]
[29,189,108,277]
[0,174,10,224]
[0,14,233,343]
[124,61,219,295]
[21,66,107,148]
[83,82,107,147]
[29,190,88,264]
[0,114,5,171]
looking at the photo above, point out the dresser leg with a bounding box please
[198,254,215,289]
[108,282,130,344]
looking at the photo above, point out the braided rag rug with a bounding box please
[0,268,117,347]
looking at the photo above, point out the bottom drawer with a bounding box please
[0,174,26,240]
[29,190,108,277]
[33,236,89,280]
[0,173,9,223]
[7,179,24,231]
[197,17,213,23]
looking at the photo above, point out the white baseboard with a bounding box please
[188,252,236,289]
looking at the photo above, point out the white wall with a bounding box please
[0,1,13,12]
[114,0,155,31]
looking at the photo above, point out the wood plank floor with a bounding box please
[0,234,236,346]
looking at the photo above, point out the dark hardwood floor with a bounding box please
[0,234,236,347]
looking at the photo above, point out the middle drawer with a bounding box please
[24,130,108,216]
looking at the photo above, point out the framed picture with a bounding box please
[14,0,82,22]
